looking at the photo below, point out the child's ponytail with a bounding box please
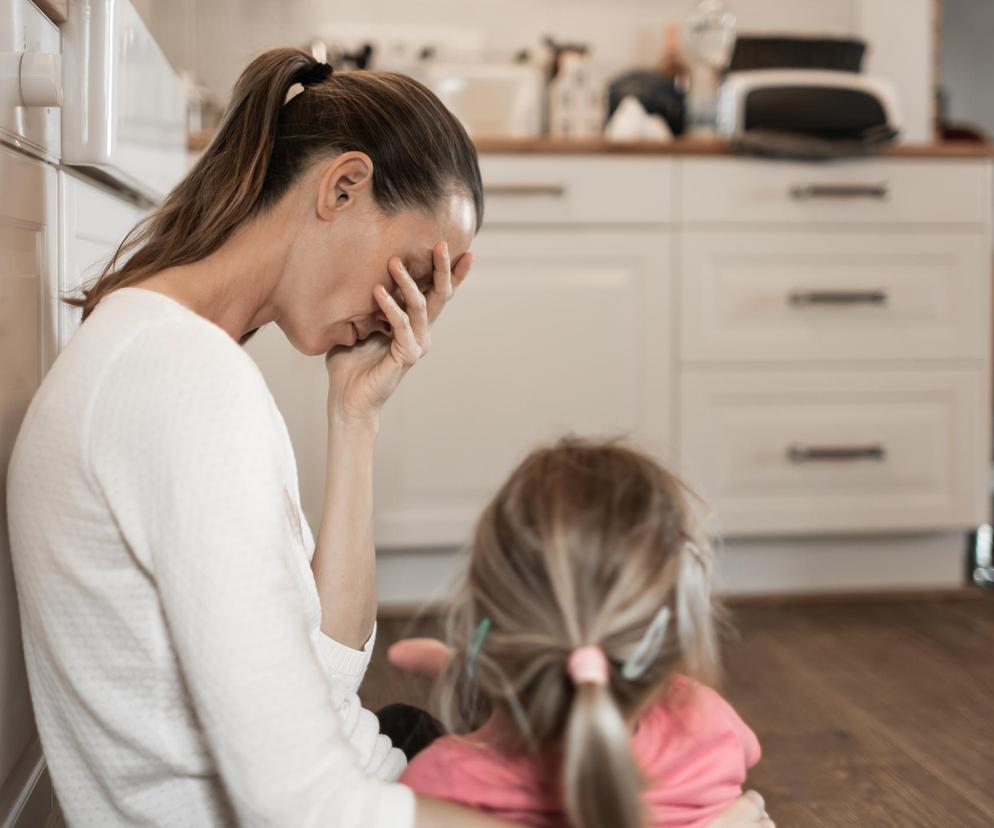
[562,650,646,828]
[437,438,722,828]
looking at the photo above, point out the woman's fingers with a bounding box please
[742,791,765,813]
[388,256,430,346]
[425,241,452,323]
[426,243,474,324]
[373,284,422,368]
[706,791,772,828]
[451,250,473,291]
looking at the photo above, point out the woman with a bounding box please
[7,48,770,827]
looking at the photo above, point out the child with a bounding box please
[399,437,761,828]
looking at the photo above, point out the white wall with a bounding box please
[857,0,935,142]
[150,0,859,103]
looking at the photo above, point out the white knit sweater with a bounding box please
[7,288,414,827]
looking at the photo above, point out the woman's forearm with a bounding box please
[311,415,379,649]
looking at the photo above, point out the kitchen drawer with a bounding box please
[680,369,988,536]
[680,230,990,363]
[679,158,993,226]
[479,154,672,225]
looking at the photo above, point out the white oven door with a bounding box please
[0,0,61,162]
[58,170,147,349]
[62,0,187,203]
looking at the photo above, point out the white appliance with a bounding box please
[1,1,186,823]
[417,62,544,138]
[716,69,902,139]
[62,0,186,204]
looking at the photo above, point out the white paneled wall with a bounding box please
[148,0,860,104]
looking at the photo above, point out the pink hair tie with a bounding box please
[567,646,610,686]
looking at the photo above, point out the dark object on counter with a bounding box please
[336,43,374,71]
[744,85,889,140]
[940,123,990,143]
[730,36,866,73]
[731,124,898,161]
[607,70,686,136]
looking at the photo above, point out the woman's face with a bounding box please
[276,152,477,356]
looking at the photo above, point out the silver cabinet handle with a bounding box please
[483,182,567,198]
[789,289,888,307]
[787,444,887,463]
[790,182,889,200]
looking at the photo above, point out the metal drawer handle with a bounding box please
[790,182,889,201]
[789,289,888,307]
[483,182,567,198]
[787,444,887,463]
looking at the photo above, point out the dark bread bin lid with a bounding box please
[744,86,889,140]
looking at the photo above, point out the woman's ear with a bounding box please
[316,151,374,219]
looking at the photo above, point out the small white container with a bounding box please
[547,53,606,139]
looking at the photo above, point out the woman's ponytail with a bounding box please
[562,680,646,828]
[69,48,316,321]
[68,46,483,321]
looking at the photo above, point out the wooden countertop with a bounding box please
[187,129,994,159]
[473,137,994,159]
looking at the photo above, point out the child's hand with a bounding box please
[325,243,473,426]
[387,637,454,679]
[708,791,774,828]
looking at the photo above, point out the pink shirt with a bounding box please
[401,678,760,828]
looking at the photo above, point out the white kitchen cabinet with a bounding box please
[680,229,989,364]
[0,144,57,824]
[373,227,673,548]
[58,171,146,348]
[249,149,993,600]
[677,155,992,545]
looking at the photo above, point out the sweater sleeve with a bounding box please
[87,320,414,827]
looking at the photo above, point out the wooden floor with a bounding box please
[362,594,994,827]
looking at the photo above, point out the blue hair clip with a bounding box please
[621,605,672,681]
[466,616,492,680]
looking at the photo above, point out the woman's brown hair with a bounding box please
[68,48,484,320]
[436,437,720,828]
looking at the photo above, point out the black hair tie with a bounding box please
[297,62,333,87]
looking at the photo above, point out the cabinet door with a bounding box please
[373,229,672,548]
[0,146,56,821]
[58,171,145,350]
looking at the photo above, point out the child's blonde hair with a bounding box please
[435,437,721,828]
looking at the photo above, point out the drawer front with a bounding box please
[680,370,988,536]
[680,230,990,363]
[479,154,672,225]
[679,158,993,225]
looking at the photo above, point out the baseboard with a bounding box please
[377,531,969,609]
